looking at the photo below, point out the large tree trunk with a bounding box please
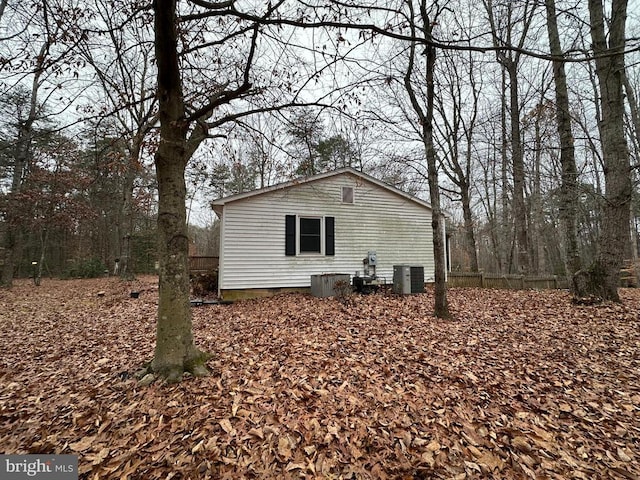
[545,0,582,288]
[577,0,631,301]
[150,0,209,382]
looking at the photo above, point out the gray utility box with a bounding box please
[393,265,425,294]
[310,273,351,298]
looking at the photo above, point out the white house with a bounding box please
[211,167,444,300]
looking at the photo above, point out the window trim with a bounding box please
[285,215,335,257]
[342,186,355,204]
[298,216,323,255]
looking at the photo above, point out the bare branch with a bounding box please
[179,5,640,63]
[188,0,234,9]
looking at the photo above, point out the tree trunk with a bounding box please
[0,41,48,287]
[532,103,545,274]
[507,61,530,274]
[34,229,47,285]
[624,73,640,283]
[150,0,209,382]
[0,229,16,287]
[1,106,37,287]
[578,0,631,301]
[462,92,480,272]
[424,48,449,319]
[119,140,141,280]
[500,66,510,273]
[404,1,451,318]
[403,3,450,318]
[440,53,479,273]
[624,72,640,158]
[545,0,582,288]
[484,0,537,274]
[461,188,479,272]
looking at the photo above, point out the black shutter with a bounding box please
[285,215,296,256]
[325,216,335,256]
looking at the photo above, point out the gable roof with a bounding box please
[211,167,432,215]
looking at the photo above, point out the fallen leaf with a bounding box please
[278,436,292,460]
[219,418,235,436]
[617,447,632,462]
[69,436,96,452]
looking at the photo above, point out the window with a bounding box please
[285,215,335,256]
[342,186,354,204]
[299,217,321,253]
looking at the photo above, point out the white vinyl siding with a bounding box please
[217,172,435,290]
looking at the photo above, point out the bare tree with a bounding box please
[623,70,640,273]
[148,0,213,381]
[435,49,482,272]
[545,0,582,287]
[240,114,287,188]
[80,0,157,279]
[285,110,325,176]
[483,0,539,274]
[1,2,57,286]
[475,118,505,272]
[146,0,367,381]
[575,0,632,301]
[403,0,450,318]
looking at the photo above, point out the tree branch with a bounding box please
[179,5,640,63]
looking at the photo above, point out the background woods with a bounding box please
[1,0,638,281]
[0,0,638,372]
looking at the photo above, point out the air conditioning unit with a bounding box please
[311,273,351,298]
[393,265,425,294]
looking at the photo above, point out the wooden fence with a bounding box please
[188,256,219,273]
[447,272,569,290]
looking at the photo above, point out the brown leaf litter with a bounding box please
[1,276,639,479]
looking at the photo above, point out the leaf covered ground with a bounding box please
[1,276,639,479]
